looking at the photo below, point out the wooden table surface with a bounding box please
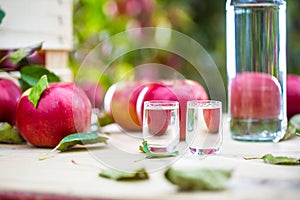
[0,117,300,200]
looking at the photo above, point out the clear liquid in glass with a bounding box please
[186,101,222,155]
[142,101,179,153]
[226,1,287,142]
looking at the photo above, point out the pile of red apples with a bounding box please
[1,73,300,148]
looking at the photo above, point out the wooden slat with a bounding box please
[0,118,299,200]
[0,0,72,50]
[46,50,73,82]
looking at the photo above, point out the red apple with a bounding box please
[0,50,17,70]
[26,50,46,66]
[144,100,176,135]
[230,72,281,119]
[16,82,92,147]
[287,74,300,119]
[136,82,176,123]
[104,80,149,131]
[104,79,208,139]
[136,79,208,139]
[78,82,105,109]
[147,109,171,135]
[0,78,22,125]
[203,107,221,133]
[103,82,117,118]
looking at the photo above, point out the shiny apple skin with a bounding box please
[16,82,92,147]
[287,74,300,119]
[230,72,281,119]
[0,78,22,125]
[136,79,208,139]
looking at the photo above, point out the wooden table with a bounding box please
[0,118,299,200]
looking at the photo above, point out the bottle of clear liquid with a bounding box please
[226,0,287,142]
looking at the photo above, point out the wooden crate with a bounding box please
[0,0,73,82]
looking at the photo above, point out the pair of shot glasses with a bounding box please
[142,100,222,156]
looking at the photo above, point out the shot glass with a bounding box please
[142,100,180,153]
[186,100,222,155]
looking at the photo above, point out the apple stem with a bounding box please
[38,145,59,161]
[0,54,7,64]
[71,159,104,172]
[243,156,262,160]
[134,157,146,162]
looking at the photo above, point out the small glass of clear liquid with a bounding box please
[142,100,180,153]
[186,100,222,155]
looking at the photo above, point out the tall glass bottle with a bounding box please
[226,0,287,142]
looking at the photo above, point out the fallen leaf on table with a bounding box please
[137,141,178,160]
[165,167,233,191]
[71,160,149,181]
[55,132,108,152]
[99,167,149,181]
[39,132,108,160]
[244,154,300,165]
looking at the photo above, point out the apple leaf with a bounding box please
[8,43,43,65]
[19,65,60,91]
[55,132,109,152]
[139,140,179,159]
[97,111,114,127]
[28,75,48,108]
[280,114,300,141]
[280,124,296,141]
[0,6,5,24]
[39,132,109,160]
[99,167,149,181]
[0,122,25,144]
[244,154,300,165]
[165,167,233,191]
[71,160,148,181]
[139,143,146,153]
[289,114,300,137]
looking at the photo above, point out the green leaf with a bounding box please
[55,132,108,152]
[20,65,60,91]
[280,114,300,141]
[139,144,145,153]
[289,114,300,137]
[99,167,149,181]
[71,159,147,181]
[140,141,179,159]
[0,6,5,24]
[28,75,48,108]
[280,122,297,141]
[71,160,148,181]
[18,79,31,92]
[97,111,114,127]
[0,122,25,144]
[39,132,109,160]
[165,167,233,191]
[8,43,43,65]
[244,154,300,165]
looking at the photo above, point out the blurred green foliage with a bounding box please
[286,0,300,74]
[71,0,299,89]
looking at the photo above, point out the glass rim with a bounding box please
[144,100,179,107]
[187,100,222,107]
[230,0,286,5]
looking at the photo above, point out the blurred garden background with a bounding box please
[71,0,300,91]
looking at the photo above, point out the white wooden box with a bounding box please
[0,0,73,81]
